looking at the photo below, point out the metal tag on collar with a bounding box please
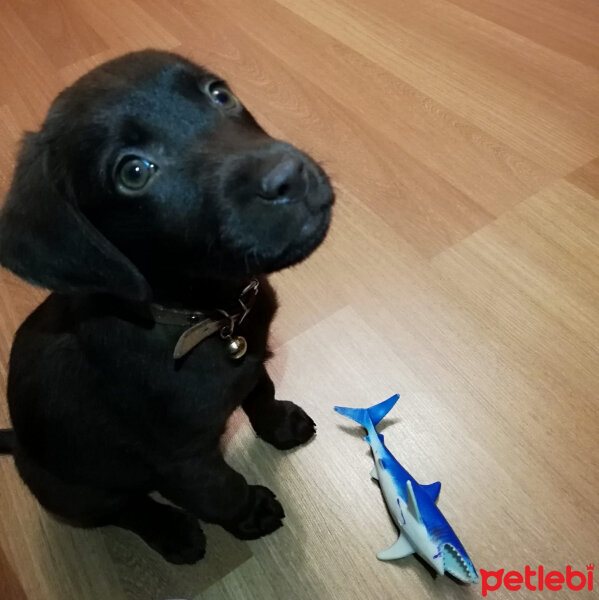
[173,318,223,360]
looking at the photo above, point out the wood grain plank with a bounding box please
[0,105,21,199]
[567,156,599,198]
[449,0,599,67]
[6,0,107,69]
[52,0,180,55]
[273,0,599,171]
[0,541,28,600]
[431,181,599,505]
[0,3,65,117]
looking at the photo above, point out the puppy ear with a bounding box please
[0,133,150,302]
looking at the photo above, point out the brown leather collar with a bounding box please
[149,304,217,327]
[149,278,259,359]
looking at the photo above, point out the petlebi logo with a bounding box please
[480,564,594,597]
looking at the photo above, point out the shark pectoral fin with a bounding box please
[370,466,379,480]
[406,480,422,523]
[422,481,441,502]
[377,536,415,561]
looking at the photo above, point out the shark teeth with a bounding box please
[442,544,478,583]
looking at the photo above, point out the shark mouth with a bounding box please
[442,544,478,583]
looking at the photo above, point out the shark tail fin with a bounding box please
[334,394,400,430]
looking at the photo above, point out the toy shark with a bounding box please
[334,394,478,583]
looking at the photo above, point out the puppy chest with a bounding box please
[143,346,263,425]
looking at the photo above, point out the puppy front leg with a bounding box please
[158,452,284,540]
[242,366,316,450]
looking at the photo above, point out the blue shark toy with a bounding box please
[334,394,478,583]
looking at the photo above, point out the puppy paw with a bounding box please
[252,400,316,450]
[148,506,207,565]
[223,485,285,540]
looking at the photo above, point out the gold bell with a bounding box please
[226,335,247,359]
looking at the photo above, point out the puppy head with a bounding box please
[0,50,334,301]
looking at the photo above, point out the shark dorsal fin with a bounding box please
[422,481,442,502]
[406,480,422,523]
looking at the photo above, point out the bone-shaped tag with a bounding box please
[173,318,223,359]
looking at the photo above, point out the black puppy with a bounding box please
[0,50,333,563]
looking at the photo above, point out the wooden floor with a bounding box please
[1,1,598,599]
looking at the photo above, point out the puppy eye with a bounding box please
[117,157,157,192]
[206,81,239,110]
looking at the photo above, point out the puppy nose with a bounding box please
[259,155,306,202]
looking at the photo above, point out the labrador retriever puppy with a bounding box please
[0,50,333,563]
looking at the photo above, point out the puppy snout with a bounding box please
[259,154,307,203]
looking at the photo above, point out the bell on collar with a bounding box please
[226,335,247,359]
